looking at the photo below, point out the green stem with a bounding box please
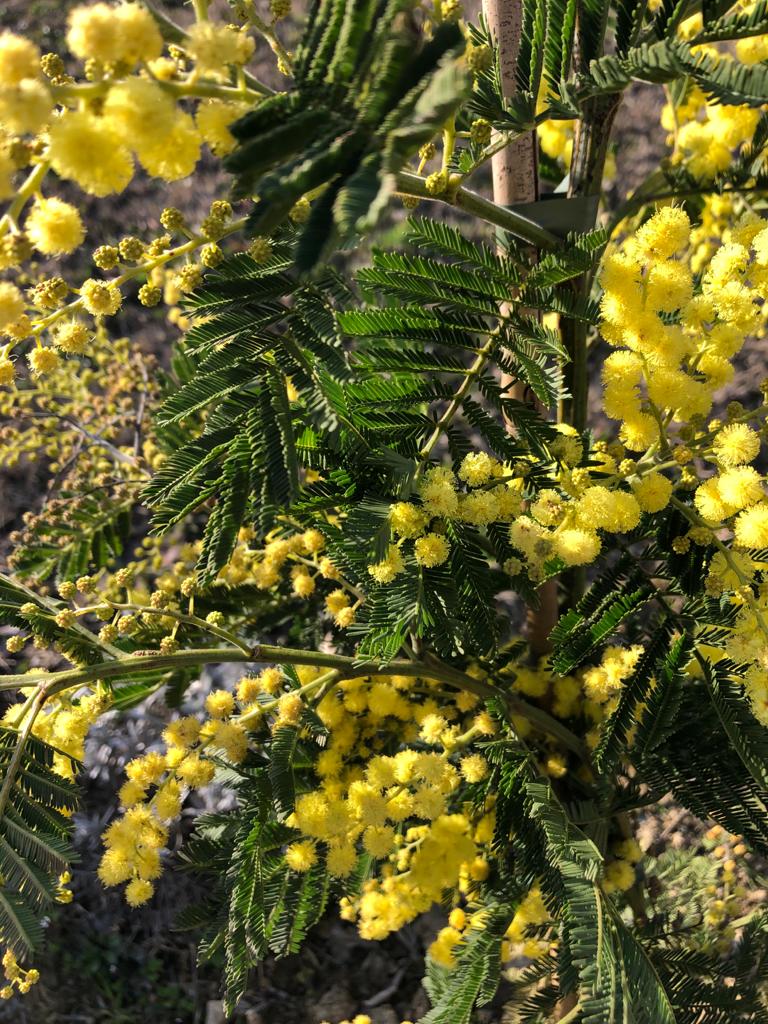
[249,12,293,74]
[0,643,585,753]
[86,601,253,655]
[414,335,496,477]
[29,217,248,342]
[51,79,263,104]
[395,171,560,251]
[238,669,340,723]
[0,687,46,821]
[0,161,49,235]
[555,1001,582,1024]
[558,93,621,435]
[142,1,273,95]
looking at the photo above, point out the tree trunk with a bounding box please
[482,0,556,659]
[483,4,539,207]
[483,10,576,1022]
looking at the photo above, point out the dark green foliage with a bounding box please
[27,4,768,1017]
[11,487,134,584]
[179,755,330,1015]
[0,729,77,956]
[651,928,768,1022]
[0,574,114,667]
[419,905,510,1024]
[550,572,653,674]
[224,1,471,269]
[145,218,589,653]
[637,685,768,854]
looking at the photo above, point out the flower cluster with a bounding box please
[0,2,300,385]
[600,205,763,450]
[0,950,39,1000]
[600,206,768,723]
[282,669,495,944]
[98,681,258,905]
[1,682,111,781]
[375,446,674,587]
[660,6,765,183]
[510,645,644,755]
[371,452,522,582]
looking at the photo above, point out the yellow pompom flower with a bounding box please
[419,465,459,518]
[48,110,133,196]
[0,78,52,134]
[327,841,357,877]
[0,282,25,329]
[97,850,132,886]
[554,528,601,566]
[614,837,643,863]
[125,877,154,906]
[733,504,768,549]
[196,99,250,156]
[103,78,177,150]
[25,197,85,256]
[428,926,462,967]
[285,840,317,872]
[66,3,116,61]
[645,260,693,313]
[363,824,396,858]
[80,279,122,316]
[575,486,641,533]
[458,451,498,486]
[604,859,635,893]
[712,423,761,467]
[717,467,764,512]
[458,489,500,526]
[413,532,450,568]
[175,754,215,788]
[185,22,255,76]
[162,715,201,751]
[631,473,673,513]
[135,112,201,182]
[751,224,768,266]
[0,32,40,85]
[205,689,235,719]
[368,544,405,584]
[112,2,163,64]
[67,2,162,65]
[695,476,729,522]
[154,781,182,821]
[635,206,690,259]
[389,501,428,539]
[459,753,489,783]
[52,319,90,354]
[705,242,749,287]
[276,692,303,726]
[118,779,146,808]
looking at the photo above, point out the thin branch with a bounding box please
[0,686,47,821]
[395,171,561,251]
[0,641,586,753]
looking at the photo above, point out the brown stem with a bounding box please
[555,992,579,1021]
[482,2,539,207]
[482,0,556,657]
